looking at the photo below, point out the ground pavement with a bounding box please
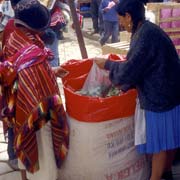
[0,18,180,180]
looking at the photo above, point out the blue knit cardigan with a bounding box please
[105,20,180,112]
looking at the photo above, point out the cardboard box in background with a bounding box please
[102,41,130,55]
[120,31,131,42]
[101,31,131,55]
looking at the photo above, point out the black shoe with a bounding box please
[161,171,173,180]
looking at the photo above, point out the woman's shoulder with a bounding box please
[140,21,159,34]
[131,21,155,44]
[141,21,167,36]
[137,21,168,44]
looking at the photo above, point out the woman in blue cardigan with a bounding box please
[95,0,180,179]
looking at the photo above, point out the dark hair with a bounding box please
[10,0,21,7]
[116,0,145,34]
[41,28,56,45]
[14,0,50,31]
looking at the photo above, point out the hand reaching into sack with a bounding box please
[52,66,69,78]
[93,55,108,69]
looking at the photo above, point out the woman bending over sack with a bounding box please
[1,0,69,180]
[94,0,180,180]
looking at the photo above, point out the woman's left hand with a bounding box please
[93,56,108,69]
[52,66,69,78]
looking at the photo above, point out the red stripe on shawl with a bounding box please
[3,31,31,60]
[2,19,16,49]
[15,60,58,125]
[1,29,35,135]
[14,46,69,172]
[3,28,44,60]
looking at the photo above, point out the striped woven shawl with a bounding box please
[4,45,69,173]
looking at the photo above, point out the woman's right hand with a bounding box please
[52,66,69,78]
[93,56,108,69]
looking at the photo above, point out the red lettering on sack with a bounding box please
[133,157,146,173]
[104,157,147,180]
[106,123,134,139]
[105,174,113,180]
[117,167,130,179]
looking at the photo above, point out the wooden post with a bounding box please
[68,0,88,59]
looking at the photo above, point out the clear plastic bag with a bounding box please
[77,62,111,97]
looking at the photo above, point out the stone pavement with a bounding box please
[1,17,180,180]
[59,17,102,63]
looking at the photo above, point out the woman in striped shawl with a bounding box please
[1,0,69,179]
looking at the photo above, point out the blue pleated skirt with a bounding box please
[137,104,180,154]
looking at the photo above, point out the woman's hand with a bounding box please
[103,7,110,12]
[52,66,69,78]
[93,56,108,69]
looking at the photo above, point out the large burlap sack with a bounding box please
[61,56,136,122]
[59,116,150,180]
[59,56,150,180]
